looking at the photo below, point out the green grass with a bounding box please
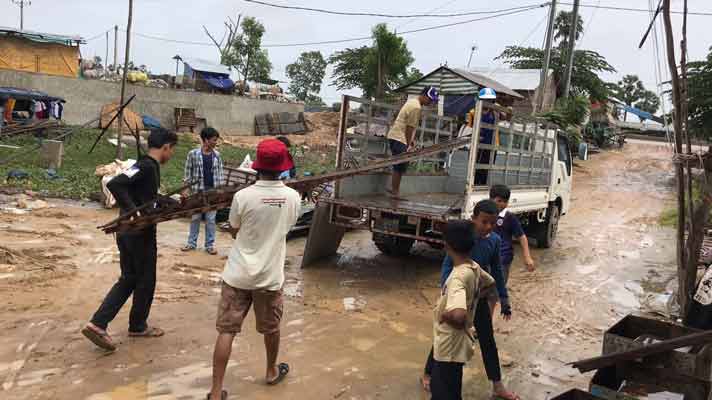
[659,207,678,227]
[0,128,336,199]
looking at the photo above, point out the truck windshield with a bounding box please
[557,136,572,176]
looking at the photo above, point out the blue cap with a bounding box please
[422,86,439,103]
[478,87,496,100]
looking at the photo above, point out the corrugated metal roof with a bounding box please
[0,26,84,44]
[468,68,552,91]
[395,66,523,99]
[181,57,231,75]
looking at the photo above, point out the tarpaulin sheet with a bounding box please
[444,95,476,117]
[0,36,79,78]
[623,105,654,121]
[204,75,234,90]
[0,87,65,102]
[142,115,162,129]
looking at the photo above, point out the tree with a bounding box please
[497,11,615,102]
[611,75,660,120]
[635,90,660,118]
[223,16,273,91]
[686,46,712,139]
[329,23,416,99]
[553,10,584,46]
[286,51,327,102]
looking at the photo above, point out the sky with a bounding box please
[2,0,711,110]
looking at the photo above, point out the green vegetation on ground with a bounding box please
[0,128,336,199]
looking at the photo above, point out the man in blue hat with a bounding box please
[386,86,439,199]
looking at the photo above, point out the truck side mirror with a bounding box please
[578,142,588,161]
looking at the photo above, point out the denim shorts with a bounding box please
[389,139,409,173]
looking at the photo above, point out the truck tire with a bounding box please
[537,204,560,249]
[372,232,415,256]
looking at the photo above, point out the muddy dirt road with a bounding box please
[0,140,676,399]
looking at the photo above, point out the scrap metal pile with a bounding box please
[98,136,472,234]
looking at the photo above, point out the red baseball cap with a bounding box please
[251,139,294,172]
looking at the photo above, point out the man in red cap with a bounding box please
[208,139,301,399]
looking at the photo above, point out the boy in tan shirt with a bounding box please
[431,220,494,400]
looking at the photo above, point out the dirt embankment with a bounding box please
[220,112,339,149]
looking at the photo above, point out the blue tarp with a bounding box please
[142,115,162,129]
[444,95,476,117]
[204,76,235,89]
[0,87,65,102]
[623,105,654,121]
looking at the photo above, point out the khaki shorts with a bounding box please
[216,281,283,334]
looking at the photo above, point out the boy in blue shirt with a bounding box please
[423,200,519,400]
[489,184,535,286]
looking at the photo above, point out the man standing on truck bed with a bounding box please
[386,86,439,199]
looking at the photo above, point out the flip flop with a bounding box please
[206,248,218,255]
[205,390,227,400]
[420,375,431,392]
[128,326,165,337]
[492,391,521,400]
[267,362,289,386]
[81,323,116,351]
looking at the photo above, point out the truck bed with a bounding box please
[324,192,463,219]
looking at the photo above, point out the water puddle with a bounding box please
[86,360,237,400]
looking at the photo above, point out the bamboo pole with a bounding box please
[116,0,133,160]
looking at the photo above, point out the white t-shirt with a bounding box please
[222,180,301,291]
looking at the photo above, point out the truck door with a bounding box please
[553,134,573,214]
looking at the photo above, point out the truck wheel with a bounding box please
[537,204,560,249]
[372,232,415,256]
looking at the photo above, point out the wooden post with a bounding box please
[662,0,692,316]
[116,0,133,160]
[561,0,580,98]
[537,0,557,112]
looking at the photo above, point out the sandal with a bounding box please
[205,390,227,400]
[81,323,116,351]
[181,245,196,252]
[128,326,165,337]
[492,391,521,400]
[420,375,431,392]
[267,362,289,385]
[206,248,218,255]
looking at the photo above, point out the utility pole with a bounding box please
[11,0,31,30]
[113,25,118,69]
[105,31,109,71]
[466,44,478,69]
[116,0,133,160]
[536,0,556,112]
[561,0,580,98]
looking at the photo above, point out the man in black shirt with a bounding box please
[82,128,178,351]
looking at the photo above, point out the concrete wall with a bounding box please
[0,69,303,135]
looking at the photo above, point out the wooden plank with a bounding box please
[569,329,712,373]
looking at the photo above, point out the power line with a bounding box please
[245,0,548,18]
[85,28,111,42]
[559,2,712,16]
[120,5,545,49]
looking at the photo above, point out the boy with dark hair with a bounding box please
[82,128,178,351]
[430,220,494,400]
[423,199,519,400]
[182,127,224,255]
[489,184,535,287]
[209,139,301,400]
[275,136,296,180]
